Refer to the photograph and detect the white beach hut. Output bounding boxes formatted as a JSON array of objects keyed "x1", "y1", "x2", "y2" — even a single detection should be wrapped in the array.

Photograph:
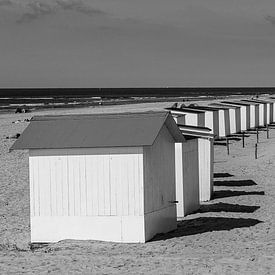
[
  {"x1": 185, "y1": 106, "x2": 219, "y2": 138},
  {"x1": 11, "y1": 111, "x2": 185, "y2": 243},
  {"x1": 178, "y1": 125, "x2": 214, "y2": 205},
  {"x1": 193, "y1": 106, "x2": 231, "y2": 138},
  {"x1": 235, "y1": 101, "x2": 260, "y2": 129},
  {"x1": 209, "y1": 103, "x2": 241, "y2": 134},
  {"x1": 242, "y1": 99, "x2": 267, "y2": 127},
  {"x1": 221, "y1": 101, "x2": 250, "y2": 131},
  {"x1": 166, "y1": 107, "x2": 205, "y2": 128}
]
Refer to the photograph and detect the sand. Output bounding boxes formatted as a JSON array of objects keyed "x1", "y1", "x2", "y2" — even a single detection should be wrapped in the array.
[{"x1": 0, "y1": 102, "x2": 275, "y2": 274}]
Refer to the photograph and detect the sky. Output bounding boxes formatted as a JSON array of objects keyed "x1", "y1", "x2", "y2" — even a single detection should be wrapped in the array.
[{"x1": 0, "y1": 0, "x2": 275, "y2": 88}]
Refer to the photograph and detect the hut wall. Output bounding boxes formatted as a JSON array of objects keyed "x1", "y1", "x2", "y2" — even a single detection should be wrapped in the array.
[
  {"x1": 217, "y1": 110, "x2": 226, "y2": 137},
  {"x1": 184, "y1": 113, "x2": 199, "y2": 126},
  {"x1": 258, "y1": 104, "x2": 265, "y2": 126},
  {"x1": 29, "y1": 147, "x2": 145, "y2": 243},
  {"x1": 198, "y1": 138, "x2": 213, "y2": 202},
  {"x1": 228, "y1": 109, "x2": 236, "y2": 134},
  {"x1": 204, "y1": 111, "x2": 213, "y2": 134},
  {"x1": 225, "y1": 109, "x2": 231, "y2": 136},
  {"x1": 143, "y1": 125, "x2": 177, "y2": 241},
  {"x1": 235, "y1": 108, "x2": 241, "y2": 133},
  {"x1": 175, "y1": 139, "x2": 200, "y2": 218},
  {"x1": 266, "y1": 103, "x2": 271, "y2": 124},
  {"x1": 239, "y1": 106, "x2": 247, "y2": 131}
]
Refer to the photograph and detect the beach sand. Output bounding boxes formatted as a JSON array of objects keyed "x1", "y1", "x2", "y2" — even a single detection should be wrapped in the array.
[{"x1": 0, "y1": 102, "x2": 274, "y2": 274}]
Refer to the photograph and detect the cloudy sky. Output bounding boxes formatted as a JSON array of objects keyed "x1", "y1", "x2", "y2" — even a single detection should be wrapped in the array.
[{"x1": 0, "y1": 0, "x2": 275, "y2": 88}]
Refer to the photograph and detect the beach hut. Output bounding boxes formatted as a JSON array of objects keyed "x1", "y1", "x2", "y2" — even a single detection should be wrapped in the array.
[
  {"x1": 185, "y1": 106, "x2": 219, "y2": 138},
  {"x1": 11, "y1": 111, "x2": 186, "y2": 243},
  {"x1": 191, "y1": 106, "x2": 231, "y2": 138},
  {"x1": 209, "y1": 103, "x2": 241, "y2": 134},
  {"x1": 234, "y1": 101, "x2": 260, "y2": 129},
  {"x1": 246, "y1": 99, "x2": 274, "y2": 125},
  {"x1": 221, "y1": 101, "x2": 250, "y2": 131},
  {"x1": 242, "y1": 99, "x2": 267, "y2": 127},
  {"x1": 178, "y1": 125, "x2": 214, "y2": 206},
  {"x1": 166, "y1": 107, "x2": 205, "y2": 128}
]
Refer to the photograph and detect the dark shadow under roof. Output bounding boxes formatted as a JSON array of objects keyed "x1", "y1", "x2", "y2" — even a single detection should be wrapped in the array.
[{"x1": 11, "y1": 111, "x2": 185, "y2": 150}]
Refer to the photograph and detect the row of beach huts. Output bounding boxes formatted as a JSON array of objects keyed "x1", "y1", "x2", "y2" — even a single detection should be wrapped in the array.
[{"x1": 11, "y1": 97, "x2": 275, "y2": 243}]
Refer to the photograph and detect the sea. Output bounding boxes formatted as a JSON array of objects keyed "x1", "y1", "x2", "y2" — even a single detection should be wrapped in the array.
[{"x1": 0, "y1": 87, "x2": 274, "y2": 113}]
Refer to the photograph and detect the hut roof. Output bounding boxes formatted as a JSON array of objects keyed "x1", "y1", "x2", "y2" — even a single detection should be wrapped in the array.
[
  {"x1": 208, "y1": 103, "x2": 240, "y2": 109},
  {"x1": 221, "y1": 101, "x2": 252, "y2": 107},
  {"x1": 242, "y1": 99, "x2": 273, "y2": 104},
  {"x1": 166, "y1": 107, "x2": 206, "y2": 114},
  {"x1": 11, "y1": 111, "x2": 185, "y2": 150},
  {"x1": 178, "y1": 125, "x2": 214, "y2": 139}
]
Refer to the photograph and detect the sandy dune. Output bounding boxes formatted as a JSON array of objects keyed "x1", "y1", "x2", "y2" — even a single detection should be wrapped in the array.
[{"x1": 0, "y1": 102, "x2": 274, "y2": 274}]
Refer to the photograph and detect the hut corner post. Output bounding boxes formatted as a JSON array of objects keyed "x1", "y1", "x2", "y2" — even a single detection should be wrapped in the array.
[
  {"x1": 255, "y1": 144, "x2": 258, "y2": 159},
  {"x1": 242, "y1": 132, "x2": 245, "y2": 148},
  {"x1": 256, "y1": 128, "x2": 259, "y2": 143}
]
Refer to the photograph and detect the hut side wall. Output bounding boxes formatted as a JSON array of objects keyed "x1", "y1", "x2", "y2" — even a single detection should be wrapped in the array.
[
  {"x1": 218, "y1": 110, "x2": 226, "y2": 137},
  {"x1": 175, "y1": 139, "x2": 200, "y2": 218},
  {"x1": 250, "y1": 105, "x2": 256, "y2": 128},
  {"x1": 228, "y1": 109, "x2": 236, "y2": 134},
  {"x1": 143, "y1": 125, "x2": 177, "y2": 241},
  {"x1": 198, "y1": 138, "x2": 213, "y2": 202},
  {"x1": 258, "y1": 104, "x2": 265, "y2": 126},
  {"x1": 240, "y1": 106, "x2": 247, "y2": 131},
  {"x1": 185, "y1": 113, "x2": 199, "y2": 126},
  {"x1": 204, "y1": 111, "x2": 214, "y2": 134},
  {"x1": 235, "y1": 108, "x2": 241, "y2": 133},
  {"x1": 224, "y1": 109, "x2": 231, "y2": 136},
  {"x1": 29, "y1": 147, "x2": 145, "y2": 243}
]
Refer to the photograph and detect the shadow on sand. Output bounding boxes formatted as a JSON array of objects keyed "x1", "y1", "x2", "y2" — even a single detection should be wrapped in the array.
[
  {"x1": 196, "y1": 202, "x2": 260, "y2": 213},
  {"x1": 151, "y1": 217, "x2": 262, "y2": 241},
  {"x1": 214, "y1": 173, "x2": 234, "y2": 178},
  {"x1": 214, "y1": 179, "x2": 257, "y2": 187},
  {"x1": 214, "y1": 190, "x2": 265, "y2": 199}
]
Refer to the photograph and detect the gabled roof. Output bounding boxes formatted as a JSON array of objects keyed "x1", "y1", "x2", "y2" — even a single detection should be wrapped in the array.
[{"x1": 11, "y1": 111, "x2": 185, "y2": 150}]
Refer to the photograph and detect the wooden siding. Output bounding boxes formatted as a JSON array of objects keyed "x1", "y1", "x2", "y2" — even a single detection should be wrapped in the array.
[
  {"x1": 198, "y1": 138, "x2": 213, "y2": 201},
  {"x1": 143, "y1": 125, "x2": 176, "y2": 214},
  {"x1": 29, "y1": 147, "x2": 144, "y2": 217},
  {"x1": 176, "y1": 139, "x2": 200, "y2": 217}
]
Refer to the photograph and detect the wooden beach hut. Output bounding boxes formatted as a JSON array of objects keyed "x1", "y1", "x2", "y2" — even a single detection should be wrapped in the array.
[
  {"x1": 178, "y1": 125, "x2": 214, "y2": 205},
  {"x1": 166, "y1": 107, "x2": 205, "y2": 128},
  {"x1": 242, "y1": 99, "x2": 267, "y2": 127},
  {"x1": 192, "y1": 106, "x2": 230, "y2": 138},
  {"x1": 221, "y1": 101, "x2": 250, "y2": 131},
  {"x1": 209, "y1": 103, "x2": 241, "y2": 134},
  {"x1": 234, "y1": 101, "x2": 260, "y2": 129},
  {"x1": 246, "y1": 99, "x2": 274, "y2": 125},
  {"x1": 11, "y1": 111, "x2": 186, "y2": 243},
  {"x1": 185, "y1": 106, "x2": 219, "y2": 138}
]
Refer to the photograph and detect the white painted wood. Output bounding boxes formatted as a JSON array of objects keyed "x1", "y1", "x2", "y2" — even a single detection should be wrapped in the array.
[
  {"x1": 228, "y1": 108, "x2": 236, "y2": 134},
  {"x1": 176, "y1": 139, "x2": 200, "y2": 218},
  {"x1": 31, "y1": 216, "x2": 145, "y2": 243},
  {"x1": 258, "y1": 103, "x2": 265, "y2": 126},
  {"x1": 143, "y1": 125, "x2": 177, "y2": 237},
  {"x1": 266, "y1": 103, "x2": 271, "y2": 125},
  {"x1": 198, "y1": 138, "x2": 214, "y2": 202}
]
